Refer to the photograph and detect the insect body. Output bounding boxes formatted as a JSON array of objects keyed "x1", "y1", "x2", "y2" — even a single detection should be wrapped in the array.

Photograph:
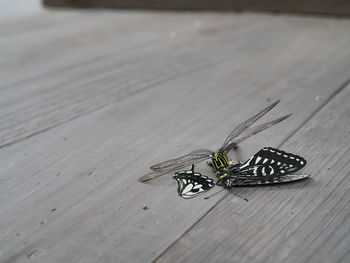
[
  {"x1": 209, "y1": 152, "x2": 232, "y2": 171},
  {"x1": 139, "y1": 100, "x2": 291, "y2": 182}
]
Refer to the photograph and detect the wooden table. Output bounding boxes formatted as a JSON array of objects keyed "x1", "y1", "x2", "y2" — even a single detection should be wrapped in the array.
[{"x1": 1, "y1": 9, "x2": 350, "y2": 263}]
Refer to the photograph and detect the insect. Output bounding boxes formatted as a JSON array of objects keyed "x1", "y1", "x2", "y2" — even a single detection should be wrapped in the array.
[
  {"x1": 215, "y1": 147, "x2": 307, "y2": 188},
  {"x1": 139, "y1": 100, "x2": 291, "y2": 182},
  {"x1": 138, "y1": 100, "x2": 308, "y2": 199},
  {"x1": 173, "y1": 164, "x2": 215, "y2": 199},
  {"x1": 172, "y1": 147, "x2": 307, "y2": 199}
]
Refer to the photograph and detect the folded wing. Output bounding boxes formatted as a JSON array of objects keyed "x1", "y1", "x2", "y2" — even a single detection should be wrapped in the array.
[{"x1": 236, "y1": 147, "x2": 307, "y2": 178}]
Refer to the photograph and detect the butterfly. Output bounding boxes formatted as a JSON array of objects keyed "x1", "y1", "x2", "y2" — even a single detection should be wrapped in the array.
[
  {"x1": 173, "y1": 165, "x2": 215, "y2": 199},
  {"x1": 174, "y1": 147, "x2": 308, "y2": 199}
]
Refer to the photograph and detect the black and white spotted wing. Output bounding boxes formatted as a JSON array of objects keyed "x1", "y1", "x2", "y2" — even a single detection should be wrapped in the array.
[
  {"x1": 173, "y1": 165, "x2": 215, "y2": 199},
  {"x1": 235, "y1": 147, "x2": 307, "y2": 179}
]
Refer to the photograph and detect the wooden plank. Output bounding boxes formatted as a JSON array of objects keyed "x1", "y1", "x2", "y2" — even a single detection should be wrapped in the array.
[
  {"x1": 0, "y1": 10, "x2": 95, "y2": 37},
  {"x1": 157, "y1": 84, "x2": 350, "y2": 263},
  {"x1": 0, "y1": 0, "x2": 41, "y2": 19},
  {"x1": 2, "y1": 13, "x2": 350, "y2": 150},
  {"x1": 0, "y1": 11, "x2": 207, "y2": 81},
  {"x1": 1, "y1": 13, "x2": 350, "y2": 263},
  {"x1": 43, "y1": 0, "x2": 350, "y2": 16},
  {"x1": 0, "y1": 12, "x2": 235, "y2": 148}
]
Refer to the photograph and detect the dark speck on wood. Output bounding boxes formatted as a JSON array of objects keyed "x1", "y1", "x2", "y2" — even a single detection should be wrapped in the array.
[{"x1": 27, "y1": 250, "x2": 41, "y2": 259}]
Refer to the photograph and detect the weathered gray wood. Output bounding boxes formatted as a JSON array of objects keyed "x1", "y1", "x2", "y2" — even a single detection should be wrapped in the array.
[
  {"x1": 0, "y1": 12, "x2": 234, "y2": 148},
  {"x1": 1, "y1": 11, "x2": 350, "y2": 263},
  {"x1": 157, "y1": 84, "x2": 350, "y2": 263},
  {"x1": 0, "y1": 0, "x2": 41, "y2": 18},
  {"x1": 43, "y1": 0, "x2": 350, "y2": 16},
  {"x1": 2, "y1": 13, "x2": 350, "y2": 150},
  {"x1": 0, "y1": 10, "x2": 213, "y2": 81}
]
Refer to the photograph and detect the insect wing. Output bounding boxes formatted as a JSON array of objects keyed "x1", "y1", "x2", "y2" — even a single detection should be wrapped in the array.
[
  {"x1": 236, "y1": 164, "x2": 280, "y2": 178},
  {"x1": 236, "y1": 147, "x2": 307, "y2": 178},
  {"x1": 150, "y1": 149, "x2": 213, "y2": 171},
  {"x1": 221, "y1": 114, "x2": 292, "y2": 152},
  {"x1": 232, "y1": 174, "x2": 309, "y2": 186},
  {"x1": 173, "y1": 170, "x2": 215, "y2": 199},
  {"x1": 138, "y1": 167, "x2": 179, "y2": 182},
  {"x1": 219, "y1": 100, "x2": 281, "y2": 153},
  {"x1": 138, "y1": 149, "x2": 213, "y2": 182}
]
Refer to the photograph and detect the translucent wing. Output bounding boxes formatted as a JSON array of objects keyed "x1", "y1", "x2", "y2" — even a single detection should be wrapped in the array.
[
  {"x1": 139, "y1": 167, "x2": 185, "y2": 182},
  {"x1": 173, "y1": 166, "x2": 215, "y2": 199},
  {"x1": 219, "y1": 100, "x2": 289, "y2": 153},
  {"x1": 221, "y1": 114, "x2": 292, "y2": 152},
  {"x1": 138, "y1": 149, "x2": 213, "y2": 182},
  {"x1": 235, "y1": 147, "x2": 307, "y2": 179},
  {"x1": 150, "y1": 149, "x2": 213, "y2": 171}
]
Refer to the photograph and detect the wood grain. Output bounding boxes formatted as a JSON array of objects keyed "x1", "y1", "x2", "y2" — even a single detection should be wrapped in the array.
[
  {"x1": 1, "y1": 11, "x2": 350, "y2": 263},
  {"x1": 0, "y1": 0, "x2": 41, "y2": 18},
  {"x1": 156, "y1": 84, "x2": 350, "y2": 263},
  {"x1": 0, "y1": 11, "x2": 234, "y2": 147},
  {"x1": 1, "y1": 13, "x2": 350, "y2": 149},
  {"x1": 43, "y1": 0, "x2": 350, "y2": 16}
]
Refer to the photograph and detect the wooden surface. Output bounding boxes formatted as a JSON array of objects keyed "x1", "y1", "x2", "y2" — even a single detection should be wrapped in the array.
[
  {"x1": 0, "y1": 0, "x2": 41, "y2": 18},
  {"x1": 0, "y1": 9, "x2": 350, "y2": 263},
  {"x1": 43, "y1": 0, "x2": 350, "y2": 16}
]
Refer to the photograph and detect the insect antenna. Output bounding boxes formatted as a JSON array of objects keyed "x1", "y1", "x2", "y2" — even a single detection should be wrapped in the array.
[
  {"x1": 230, "y1": 190, "x2": 249, "y2": 202},
  {"x1": 204, "y1": 188, "x2": 249, "y2": 202},
  {"x1": 191, "y1": 164, "x2": 195, "y2": 173}
]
